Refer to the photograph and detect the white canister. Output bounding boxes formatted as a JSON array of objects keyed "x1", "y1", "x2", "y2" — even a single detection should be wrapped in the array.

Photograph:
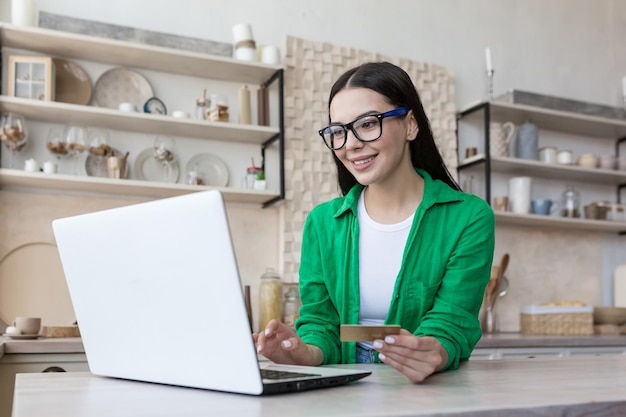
[
  {"x1": 508, "y1": 176, "x2": 532, "y2": 214},
  {"x1": 42, "y1": 161, "x2": 57, "y2": 174},
  {"x1": 261, "y1": 45, "x2": 281, "y2": 65},
  {"x1": 11, "y1": 0, "x2": 36, "y2": 27},
  {"x1": 24, "y1": 158, "x2": 38, "y2": 172},
  {"x1": 234, "y1": 46, "x2": 257, "y2": 62},
  {"x1": 556, "y1": 149, "x2": 573, "y2": 165},
  {"x1": 538, "y1": 146, "x2": 557, "y2": 164}
]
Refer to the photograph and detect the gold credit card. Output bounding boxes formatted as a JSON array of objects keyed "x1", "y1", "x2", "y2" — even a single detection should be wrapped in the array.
[{"x1": 340, "y1": 325, "x2": 401, "y2": 342}]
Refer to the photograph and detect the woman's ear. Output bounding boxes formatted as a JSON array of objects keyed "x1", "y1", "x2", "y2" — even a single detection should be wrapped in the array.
[{"x1": 406, "y1": 109, "x2": 419, "y2": 141}]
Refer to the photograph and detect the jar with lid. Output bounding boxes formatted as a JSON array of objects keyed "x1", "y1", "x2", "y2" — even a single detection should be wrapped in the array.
[
  {"x1": 194, "y1": 97, "x2": 209, "y2": 120},
  {"x1": 560, "y1": 185, "x2": 580, "y2": 218},
  {"x1": 246, "y1": 165, "x2": 262, "y2": 189},
  {"x1": 259, "y1": 268, "x2": 282, "y2": 330},
  {"x1": 282, "y1": 286, "x2": 301, "y2": 327}
]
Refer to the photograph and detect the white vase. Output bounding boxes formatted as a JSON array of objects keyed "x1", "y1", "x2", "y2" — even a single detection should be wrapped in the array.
[{"x1": 11, "y1": 0, "x2": 36, "y2": 27}]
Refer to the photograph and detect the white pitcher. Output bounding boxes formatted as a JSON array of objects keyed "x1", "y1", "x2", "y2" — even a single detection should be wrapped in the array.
[{"x1": 489, "y1": 122, "x2": 516, "y2": 157}]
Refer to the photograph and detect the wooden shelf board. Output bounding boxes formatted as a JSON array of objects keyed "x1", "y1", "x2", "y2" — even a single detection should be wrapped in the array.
[
  {"x1": 0, "y1": 169, "x2": 279, "y2": 205},
  {"x1": 495, "y1": 211, "x2": 626, "y2": 233},
  {"x1": 458, "y1": 154, "x2": 626, "y2": 185},
  {"x1": 0, "y1": 23, "x2": 280, "y2": 85},
  {"x1": 459, "y1": 101, "x2": 626, "y2": 139},
  {"x1": 0, "y1": 96, "x2": 279, "y2": 144}
]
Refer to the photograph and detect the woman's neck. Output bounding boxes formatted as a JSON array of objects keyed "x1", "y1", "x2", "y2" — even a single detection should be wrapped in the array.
[{"x1": 363, "y1": 169, "x2": 424, "y2": 224}]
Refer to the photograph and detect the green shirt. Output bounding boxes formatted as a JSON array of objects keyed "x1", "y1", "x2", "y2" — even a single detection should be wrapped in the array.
[{"x1": 295, "y1": 169, "x2": 495, "y2": 370}]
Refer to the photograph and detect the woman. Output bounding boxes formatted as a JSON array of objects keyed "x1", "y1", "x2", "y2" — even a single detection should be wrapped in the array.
[{"x1": 255, "y1": 61, "x2": 495, "y2": 382}]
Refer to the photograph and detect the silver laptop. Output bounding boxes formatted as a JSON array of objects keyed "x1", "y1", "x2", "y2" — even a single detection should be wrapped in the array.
[{"x1": 52, "y1": 190, "x2": 370, "y2": 395}]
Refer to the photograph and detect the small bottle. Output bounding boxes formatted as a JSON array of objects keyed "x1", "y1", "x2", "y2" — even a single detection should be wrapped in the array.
[
  {"x1": 194, "y1": 97, "x2": 208, "y2": 120},
  {"x1": 282, "y1": 287, "x2": 301, "y2": 327},
  {"x1": 259, "y1": 268, "x2": 282, "y2": 330}
]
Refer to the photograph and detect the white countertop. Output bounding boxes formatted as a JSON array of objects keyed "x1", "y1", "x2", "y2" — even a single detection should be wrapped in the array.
[{"x1": 11, "y1": 355, "x2": 626, "y2": 417}]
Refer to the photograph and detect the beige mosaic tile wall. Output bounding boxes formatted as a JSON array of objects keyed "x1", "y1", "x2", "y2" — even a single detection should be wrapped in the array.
[{"x1": 281, "y1": 36, "x2": 457, "y2": 282}]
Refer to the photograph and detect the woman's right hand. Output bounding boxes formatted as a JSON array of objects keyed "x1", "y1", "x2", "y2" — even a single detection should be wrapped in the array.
[{"x1": 253, "y1": 319, "x2": 323, "y2": 366}]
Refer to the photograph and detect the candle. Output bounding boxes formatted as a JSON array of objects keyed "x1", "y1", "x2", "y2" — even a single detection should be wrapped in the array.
[{"x1": 485, "y1": 47, "x2": 493, "y2": 73}]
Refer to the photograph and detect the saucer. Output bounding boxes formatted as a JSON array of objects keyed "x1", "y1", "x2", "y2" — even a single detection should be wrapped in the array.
[{"x1": 2, "y1": 333, "x2": 40, "y2": 340}]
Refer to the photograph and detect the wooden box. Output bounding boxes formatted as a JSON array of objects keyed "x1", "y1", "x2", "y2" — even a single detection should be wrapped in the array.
[
  {"x1": 520, "y1": 305, "x2": 594, "y2": 336},
  {"x1": 8, "y1": 55, "x2": 55, "y2": 101}
]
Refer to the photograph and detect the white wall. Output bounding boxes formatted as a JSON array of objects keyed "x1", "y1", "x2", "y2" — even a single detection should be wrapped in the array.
[{"x1": 2, "y1": 0, "x2": 625, "y2": 109}]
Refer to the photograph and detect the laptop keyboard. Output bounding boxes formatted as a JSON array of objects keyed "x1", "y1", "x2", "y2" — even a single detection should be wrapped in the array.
[{"x1": 261, "y1": 369, "x2": 321, "y2": 380}]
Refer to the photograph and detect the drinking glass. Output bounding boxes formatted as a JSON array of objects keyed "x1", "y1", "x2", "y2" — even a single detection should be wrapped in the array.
[
  {"x1": 63, "y1": 125, "x2": 87, "y2": 175},
  {"x1": 0, "y1": 112, "x2": 28, "y2": 168}
]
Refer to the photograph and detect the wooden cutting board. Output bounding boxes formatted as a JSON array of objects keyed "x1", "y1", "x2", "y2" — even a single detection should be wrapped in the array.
[{"x1": 615, "y1": 264, "x2": 626, "y2": 307}]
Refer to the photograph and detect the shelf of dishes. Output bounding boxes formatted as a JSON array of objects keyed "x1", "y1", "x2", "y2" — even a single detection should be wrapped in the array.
[
  {"x1": 495, "y1": 211, "x2": 626, "y2": 233},
  {"x1": 458, "y1": 101, "x2": 626, "y2": 139},
  {"x1": 0, "y1": 23, "x2": 281, "y2": 85},
  {"x1": 0, "y1": 96, "x2": 279, "y2": 145},
  {"x1": 458, "y1": 154, "x2": 626, "y2": 185},
  {"x1": 0, "y1": 168, "x2": 279, "y2": 204}
]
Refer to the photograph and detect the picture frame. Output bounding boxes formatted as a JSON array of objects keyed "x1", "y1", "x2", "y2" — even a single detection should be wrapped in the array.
[{"x1": 8, "y1": 55, "x2": 55, "y2": 101}]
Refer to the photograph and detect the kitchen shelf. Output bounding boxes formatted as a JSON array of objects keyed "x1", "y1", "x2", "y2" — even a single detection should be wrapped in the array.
[
  {"x1": 495, "y1": 211, "x2": 626, "y2": 233},
  {"x1": 459, "y1": 154, "x2": 626, "y2": 185},
  {"x1": 0, "y1": 96, "x2": 279, "y2": 144},
  {"x1": 0, "y1": 23, "x2": 285, "y2": 206},
  {"x1": 459, "y1": 101, "x2": 626, "y2": 139},
  {"x1": 0, "y1": 168, "x2": 279, "y2": 204},
  {"x1": 0, "y1": 23, "x2": 280, "y2": 85}
]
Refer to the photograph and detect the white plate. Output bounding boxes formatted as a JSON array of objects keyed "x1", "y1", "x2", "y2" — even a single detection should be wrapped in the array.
[
  {"x1": 134, "y1": 148, "x2": 179, "y2": 183},
  {"x1": 85, "y1": 147, "x2": 130, "y2": 178},
  {"x1": 94, "y1": 68, "x2": 154, "y2": 110},
  {"x1": 185, "y1": 153, "x2": 229, "y2": 187}
]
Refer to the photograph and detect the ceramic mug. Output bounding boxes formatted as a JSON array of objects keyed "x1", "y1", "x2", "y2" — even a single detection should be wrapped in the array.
[
  {"x1": 508, "y1": 176, "x2": 532, "y2": 214},
  {"x1": 557, "y1": 150, "x2": 573, "y2": 165},
  {"x1": 531, "y1": 199, "x2": 559, "y2": 216},
  {"x1": 489, "y1": 122, "x2": 516, "y2": 157},
  {"x1": 14, "y1": 317, "x2": 41, "y2": 335}
]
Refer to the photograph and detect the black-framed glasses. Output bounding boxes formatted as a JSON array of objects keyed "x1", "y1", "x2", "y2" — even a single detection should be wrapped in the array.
[{"x1": 318, "y1": 107, "x2": 409, "y2": 150}]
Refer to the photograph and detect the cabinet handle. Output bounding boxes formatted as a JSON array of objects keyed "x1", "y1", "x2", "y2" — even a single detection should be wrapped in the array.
[{"x1": 42, "y1": 366, "x2": 66, "y2": 373}]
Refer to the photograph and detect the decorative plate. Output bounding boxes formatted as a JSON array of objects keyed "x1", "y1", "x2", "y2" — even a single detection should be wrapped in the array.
[
  {"x1": 134, "y1": 147, "x2": 179, "y2": 183},
  {"x1": 185, "y1": 153, "x2": 230, "y2": 187},
  {"x1": 53, "y1": 58, "x2": 92, "y2": 105},
  {"x1": 94, "y1": 68, "x2": 154, "y2": 110}
]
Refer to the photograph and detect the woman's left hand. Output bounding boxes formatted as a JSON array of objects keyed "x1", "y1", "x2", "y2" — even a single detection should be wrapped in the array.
[{"x1": 372, "y1": 329, "x2": 448, "y2": 383}]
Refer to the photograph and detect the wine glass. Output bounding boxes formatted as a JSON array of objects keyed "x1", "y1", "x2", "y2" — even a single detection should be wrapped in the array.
[
  {"x1": 153, "y1": 136, "x2": 177, "y2": 181},
  {"x1": 87, "y1": 128, "x2": 112, "y2": 176},
  {"x1": 63, "y1": 125, "x2": 87, "y2": 175},
  {"x1": 46, "y1": 127, "x2": 66, "y2": 160},
  {"x1": 0, "y1": 112, "x2": 28, "y2": 168}
]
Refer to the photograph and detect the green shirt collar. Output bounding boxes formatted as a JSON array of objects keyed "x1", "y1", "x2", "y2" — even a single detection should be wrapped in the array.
[{"x1": 333, "y1": 168, "x2": 463, "y2": 218}]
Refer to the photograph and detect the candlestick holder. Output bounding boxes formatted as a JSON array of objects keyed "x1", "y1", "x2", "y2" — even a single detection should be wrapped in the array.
[{"x1": 486, "y1": 69, "x2": 495, "y2": 100}]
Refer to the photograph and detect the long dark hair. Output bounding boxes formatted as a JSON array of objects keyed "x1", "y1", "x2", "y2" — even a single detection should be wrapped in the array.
[{"x1": 327, "y1": 62, "x2": 460, "y2": 195}]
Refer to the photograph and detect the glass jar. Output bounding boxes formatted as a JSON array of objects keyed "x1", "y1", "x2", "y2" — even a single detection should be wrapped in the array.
[
  {"x1": 560, "y1": 186, "x2": 580, "y2": 218},
  {"x1": 246, "y1": 166, "x2": 262, "y2": 189},
  {"x1": 282, "y1": 287, "x2": 301, "y2": 327},
  {"x1": 259, "y1": 268, "x2": 282, "y2": 331},
  {"x1": 194, "y1": 97, "x2": 209, "y2": 120}
]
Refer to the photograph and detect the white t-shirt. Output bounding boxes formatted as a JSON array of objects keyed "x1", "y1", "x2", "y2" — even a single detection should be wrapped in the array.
[{"x1": 357, "y1": 191, "x2": 414, "y2": 345}]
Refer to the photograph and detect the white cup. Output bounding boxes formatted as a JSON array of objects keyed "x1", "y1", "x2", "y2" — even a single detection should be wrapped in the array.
[
  {"x1": 556, "y1": 149, "x2": 573, "y2": 165},
  {"x1": 42, "y1": 161, "x2": 57, "y2": 174},
  {"x1": 261, "y1": 45, "x2": 281, "y2": 65},
  {"x1": 11, "y1": 0, "x2": 36, "y2": 27},
  {"x1": 539, "y1": 146, "x2": 557, "y2": 164},
  {"x1": 508, "y1": 176, "x2": 532, "y2": 214},
  {"x1": 118, "y1": 102, "x2": 138, "y2": 112},
  {"x1": 24, "y1": 158, "x2": 39, "y2": 172},
  {"x1": 172, "y1": 110, "x2": 190, "y2": 119},
  {"x1": 235, "y1": 47, "x2": 257, "y2": 62}
]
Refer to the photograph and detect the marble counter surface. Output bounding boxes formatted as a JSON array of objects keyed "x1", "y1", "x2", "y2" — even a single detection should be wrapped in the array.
[{"x1": 11, "y1": 356, "x2": 626, "y2": 417}]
